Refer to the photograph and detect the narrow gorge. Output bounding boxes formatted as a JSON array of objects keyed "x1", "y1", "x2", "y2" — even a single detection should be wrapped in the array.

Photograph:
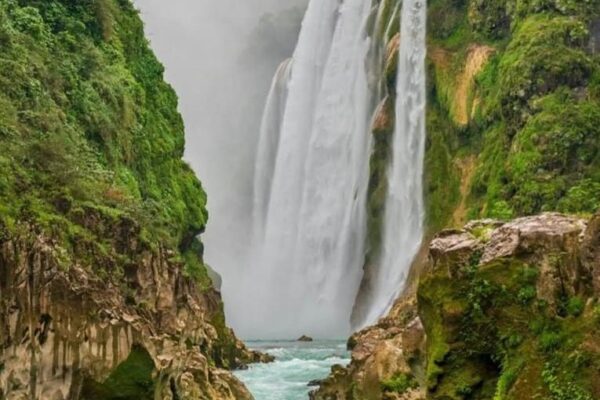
[{"x1": 1, "y1": 0, "x2": 600, "y2": 399}]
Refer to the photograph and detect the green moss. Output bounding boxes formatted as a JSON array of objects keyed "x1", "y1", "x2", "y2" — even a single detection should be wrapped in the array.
[
  {"x1": 81, "y1": 345, "x2": 155, "y2": 400},
  {"x1": 506, "y1": 89, "x2": 600, "y2": 214},
  {"x1": 419, "y1": 249, "x2": 600, "y2": 400},
  {"x1": 424, "y1": 104, "x2": 461, "y2": 233},
  {"x1": 0, "y1": 0, "x2": 212, "y2": 285},
  {"x1": 0, "y1": 0, "x2": 208, "y2": 242},
  {"x1": 428, "y1": 0, "x2": 489, "y2": 51},
  {"x1": 542, "y1": 362, "x2": 594, "y2": 400},
  {"x1": 423, "y1": 1, "x2": 600, "y2": 224},
  {"x1": 566, "y1": 297, "x2": 585, "y2": 317},
  {"x1": 469, "y1": 12, "x2": 600, "y2": 217}
]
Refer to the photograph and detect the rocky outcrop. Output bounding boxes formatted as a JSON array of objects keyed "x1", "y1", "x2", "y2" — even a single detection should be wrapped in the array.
[
  {"x1": 419, "y1": 213, "x2": 600, "y2": 400},
  {"x1": 0, "y1": 218, "x2": 263, "y2": 400},
  {"x1": 315, "y1": 213, "x2": 600, "y2": 400},
  {"x1": 312, "y1": 296, "x2": 426, "y2": 400}
]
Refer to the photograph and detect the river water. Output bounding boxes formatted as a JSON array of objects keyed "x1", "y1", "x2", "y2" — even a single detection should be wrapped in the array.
[{"x1": 236, "y1": 340, "x2": 350, "y2": 400}]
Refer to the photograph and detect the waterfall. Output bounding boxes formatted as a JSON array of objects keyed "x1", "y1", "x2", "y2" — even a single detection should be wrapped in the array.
[
  {"x1": 241, "y1": 0, "x2": 374, "y2": 339},
  {"x1": 252, "y1": 58, "x2": 293, "y2": 239},
  {"x1": 361, "y1": 0, "x2": 427, "y2": 325}
]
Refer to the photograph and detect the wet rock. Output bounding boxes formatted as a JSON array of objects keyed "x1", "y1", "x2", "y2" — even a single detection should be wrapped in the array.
[
  {"x1": 298, "y1": 335, "x2": 314, "y2": 342},
  {"x1": 314, "y1": 213, "x2": 597, "y2": 400},
  {"x1": 312, "y1": 297, "x2": 426, "y2": 400},
  {"x1": 372, "y1": 96, "x2": 395, "y2": 137}
]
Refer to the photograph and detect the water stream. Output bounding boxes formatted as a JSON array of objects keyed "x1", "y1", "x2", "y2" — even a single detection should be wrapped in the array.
[{"x1": 236, "y1": 341, "x2": 349, "y2": 400}]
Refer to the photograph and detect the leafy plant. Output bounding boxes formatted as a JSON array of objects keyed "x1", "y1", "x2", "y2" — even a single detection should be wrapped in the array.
[{"x1": 381, "y1": 373, "x2": 418, "y2": 394}]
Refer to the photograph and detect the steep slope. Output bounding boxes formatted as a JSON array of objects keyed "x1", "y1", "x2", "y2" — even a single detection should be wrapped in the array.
[
  {"x1": 315, "y1": 213, "x2": 600, "y2": 400},
  {"x1": 0, "y1": 1, "x2": 266, "y2": 399},
  {"x1": 316, "y1": 0, "x2": 600, "y2": 398},
  {"x1": 425, "y1": 0, "x2": 600, "y2": 229}
]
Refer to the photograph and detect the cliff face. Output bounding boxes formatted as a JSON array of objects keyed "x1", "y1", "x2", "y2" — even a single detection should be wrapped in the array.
[
  {"x1": 0, "y1": 1, "x2": 263, "y2": 399},
  {"x1": 0, "y1": 219, "x2": 258, "y2": 400},
  {"x1": 318, "y1": 0, "x2": 600, "y2": 398},
  {"x1": 424, "y1": 0, "x2": 600, "y2": 230},
  {"x1": 314, "y1": 213, "x2": 600, "y2": 400}
]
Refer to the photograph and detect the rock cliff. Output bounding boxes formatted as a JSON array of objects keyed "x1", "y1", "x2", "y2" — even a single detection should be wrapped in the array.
[
  {"x1": 0, "y1": 219, "x2": 263, "y2": 400},
  {"x1": 0, "y1": 1, "x2": 267, "y2": 398},
  {"x1": 314, "y1": 213, "x2": 600, "y2": 400}
]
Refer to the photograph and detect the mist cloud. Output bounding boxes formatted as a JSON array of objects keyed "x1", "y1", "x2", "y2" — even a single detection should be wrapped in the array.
[{"x1": 134, "y1": 0, "x2": 307, "y2": 330}]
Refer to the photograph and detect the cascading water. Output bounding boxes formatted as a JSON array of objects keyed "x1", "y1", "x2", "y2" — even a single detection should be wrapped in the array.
[
  {"x1": 252, "y1": 58, "x2": 293, "y2": 239},
  {"x1": 360, "y1": 0, "x2": 427, "y2": 325},
  {"x1": 239, "y1": 0, "x2": 375, "y2": 339}
]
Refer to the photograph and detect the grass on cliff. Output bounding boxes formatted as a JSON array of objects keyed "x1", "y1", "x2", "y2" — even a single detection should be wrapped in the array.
[
  {"x1": 422, "y1": 0, "x2": 600, "y2": 230},
  {"x1": 419, "y1": 254, "x2": 600, "y2": 400},
  {"x1": 0, "y1": 0, "x2": 210, "y2": 279}
]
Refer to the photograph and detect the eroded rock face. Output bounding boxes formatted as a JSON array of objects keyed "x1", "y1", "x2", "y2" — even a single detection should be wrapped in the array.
[
  {"x1": 315, "y1": 213, "x2": 600, "y2": 400},
  {"x1": 312, "y1": 297, "x2": 426, "y2": 400},
  {"x1": 0, "y1": 222, "x2": 260, "y2": 400},
  {"x1": 479, "y1": 213, "x2": 586, "y2": 265},
  {"x1": 420, "y1": 213, "x2": 600, "y2": 399}
]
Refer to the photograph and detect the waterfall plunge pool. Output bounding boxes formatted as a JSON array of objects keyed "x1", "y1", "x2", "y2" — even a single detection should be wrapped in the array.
[{"x1": 235, "y1": 340, "x2": 350, "y2": 400}]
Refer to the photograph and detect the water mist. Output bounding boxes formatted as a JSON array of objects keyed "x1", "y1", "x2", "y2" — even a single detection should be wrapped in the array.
[{"x1": 237, "y1": 0, "x2": 375, "y2": 339}]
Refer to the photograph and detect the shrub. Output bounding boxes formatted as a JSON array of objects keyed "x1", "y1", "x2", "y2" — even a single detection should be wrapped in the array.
[
  {"x1": 566, "y1": 297, "x2": 585, "y2": 317},
  {"x1": 539, "y1": 331, "x2": 562, "y2": 353},
  {"x1": 381, "y1": 373, "x2": 418, "y2": 393}
]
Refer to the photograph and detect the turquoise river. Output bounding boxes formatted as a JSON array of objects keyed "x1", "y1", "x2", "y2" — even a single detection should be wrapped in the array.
[{"x1": 235, "y1": 340, "x2": 350, "y2": 400}]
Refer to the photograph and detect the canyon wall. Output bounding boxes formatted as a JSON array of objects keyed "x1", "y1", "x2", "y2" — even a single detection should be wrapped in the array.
[{"x1": 0, "y1": 1, "x2": 265, "y2": 398}]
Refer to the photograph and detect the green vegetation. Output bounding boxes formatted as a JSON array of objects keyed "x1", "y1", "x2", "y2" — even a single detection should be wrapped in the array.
[
  {"x1": 421, "y1": 0, "x2": 600, "y2": 229},
  {"x1": 418, "y1": 254, "x2": 599, "y2": 400},
  {"x1": 0, "y1": 0, "x2": 207, "y2": 255},
  {"x1": 81, "y1": 345, "x2": 156, "y2": 400},
  {"x1": 381, "y1": 372, "x2": 418, "y2": 394},
  {"x1": 0, "y1": 0, "x2": 240, "y2": 393}
]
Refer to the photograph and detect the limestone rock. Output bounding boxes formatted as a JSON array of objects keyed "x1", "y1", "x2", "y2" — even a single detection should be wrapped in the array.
[
  {"x1": 312, "y1": 297, "x2": 425, "y2": 400},
  {"x1": 0, "y1": 222, "x2": 260, "y2": 400},
  {"x1": 480, "y1": 213, "x2": 586, "y2": 265},
  {"x1": 314, "y1": 213, "x2": 600, "y2": 400},
  {"x1": 418, "y1": 213, "x2": 600, "y2": 399}
]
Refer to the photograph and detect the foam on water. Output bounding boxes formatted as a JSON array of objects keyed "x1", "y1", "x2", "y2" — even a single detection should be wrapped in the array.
[{"x1": 236, "y1": 341, "x2": 350, "y2": 400}]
